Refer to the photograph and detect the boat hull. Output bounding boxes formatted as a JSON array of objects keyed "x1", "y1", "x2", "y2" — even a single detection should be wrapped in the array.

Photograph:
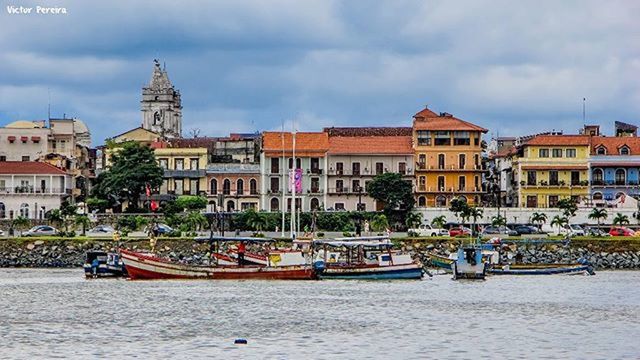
[
  {"x1": 427, "y1": 253, "x2": 453, "y2": 271},
  {"x1": 120, "y1": 249, "x2": 315, "y2": 280},
  {"x1": 489, "y1": 264, "x2": 593, "y2": 276},
  {"x1": 318, "y1": 264, "x2": 423, "y2": 280}
]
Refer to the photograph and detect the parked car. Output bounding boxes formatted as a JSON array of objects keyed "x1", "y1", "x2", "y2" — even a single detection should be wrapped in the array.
[
  {"x1": 408, "y1": 224, "x2": 449, "y2": 237},
  {"x1": 144, "y1": 223, "x2": 174, "y2": 235},
  {"x1": 584, "y1": 226, "x2": 611, "y2": 237},
  {"x1": 512, "y1": 225, "x2": 541, "y2": 235},
  {"x1": 482, "y1": 226, "x2": 518, "y2": 237},
  {"x1": 88, "y1": 225, "x2": 115, "y2": 235},
  {"x1": 566, "y1": 224, "x2": 586, "y2": 236},
  {"x1": 609, "y1": 227, "x2": 635, "y2": 237},
  {"x1": 449, "y1": 226, "x2": 472, "y2": 237},
  {"x1": 22, "y1": 225, "x2": 58, "y2": 237}
]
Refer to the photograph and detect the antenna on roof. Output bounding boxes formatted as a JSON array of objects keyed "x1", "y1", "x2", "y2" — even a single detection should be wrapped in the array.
[
  {"x1": 47, "y1": 88, "x2": 51, "y2": 121},
  {"x1": 582, "y1": 97, "x2": 586, "y2": 124}
]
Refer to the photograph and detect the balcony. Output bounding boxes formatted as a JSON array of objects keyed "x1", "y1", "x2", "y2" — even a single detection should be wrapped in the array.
[
  {"x1": 328, "y1": 168, "x2": 413, "y2": 176},
  {"x1": 591, "y1": 180, "x2": 640, "y2": 188},
  {"x1": 415, "y1": 164, "x2": 485, "y2": 172},
  {"x1": 0, "y1": 187, "x2": 71, "y2": 195},
  {"x1": 414, "y1": 186, "x2": 483, "y2": 193},
  {"x1": 207, "y1": 163, "x2": 260, "y2": 174},
  {"x1": 163, "y1": 169, "x2": 206, "y2": 178},
  {"x1": 520, "y1": 180, "x2": 590, "y2": 188},
  {"x1": 209, "y1": 189, "x2": 260, "y2": 197}
]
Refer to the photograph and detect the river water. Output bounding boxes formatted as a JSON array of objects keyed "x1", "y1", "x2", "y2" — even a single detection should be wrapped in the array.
[{"x1": 0, "y1": 270, "x2": 638, "y2": 359}]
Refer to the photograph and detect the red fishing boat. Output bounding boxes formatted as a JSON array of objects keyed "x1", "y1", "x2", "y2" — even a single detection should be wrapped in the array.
[{"x1": 120, "y1": 236, "x2": 315, "y2": 280}]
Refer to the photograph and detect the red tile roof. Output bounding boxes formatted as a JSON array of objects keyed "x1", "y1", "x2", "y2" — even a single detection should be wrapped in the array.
[
  {"x1": 524, "y1": 135, "x2": 591, "y2": 146},
  {"x1": 262, "y1": 132, "x2": 329, "y2": 157},
  {"x1": 591, "y1": 136, "x2": 640, "y2": 155},
  {"x1": 328, "y1": 136, "x2": 413, "y2": 155},
  {"x1": 413, "y1": 107, "x2": 488, "y2": 132},
  {"x1": 0, "y1": 161, "x2": 67, "y2": 175},
  {"x1": 521, "y1": 165, "x2": 588, "y2": 170},
  {"x1": 323, "y1": 127, "x2": 412, "y2": 137}
]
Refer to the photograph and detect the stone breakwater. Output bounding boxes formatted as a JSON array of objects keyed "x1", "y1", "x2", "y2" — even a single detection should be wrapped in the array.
[{"x1": 1, "y1": 238, "x2": 640, "y2": 269}]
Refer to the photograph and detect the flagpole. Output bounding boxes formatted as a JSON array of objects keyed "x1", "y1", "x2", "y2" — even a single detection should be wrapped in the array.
[
  {"x1": 281, "y1": 121, "x2": 285, "y2": 237},
  {"x1": 291, "y1": 126, "x2": 297, "y2": 240}
]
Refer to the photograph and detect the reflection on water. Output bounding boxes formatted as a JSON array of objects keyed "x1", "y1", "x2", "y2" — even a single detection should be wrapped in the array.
[{"x1": 0, "y1": 269, "x2": 639, "y2": 359}]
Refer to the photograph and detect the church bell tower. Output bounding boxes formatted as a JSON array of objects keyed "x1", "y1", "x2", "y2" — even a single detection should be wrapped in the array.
[{"x1": 141, "y1": 59, "x2": 182, "y2": 138}]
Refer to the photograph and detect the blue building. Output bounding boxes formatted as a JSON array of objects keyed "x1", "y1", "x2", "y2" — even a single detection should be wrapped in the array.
[{"x1": 590, "y1": 136, "x2": 640, "y2": 204}]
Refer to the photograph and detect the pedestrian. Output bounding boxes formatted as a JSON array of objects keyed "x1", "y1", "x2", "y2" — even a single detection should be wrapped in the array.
[
  {"x1": 355, "y1": 222, "x2": 362, "y2": 237},
  {"x1": 237, "y1": 241, "x2": 246, "y2": 267},
  {"x1": 364, "y1": 220, "x2": 370, "y2": 235}
]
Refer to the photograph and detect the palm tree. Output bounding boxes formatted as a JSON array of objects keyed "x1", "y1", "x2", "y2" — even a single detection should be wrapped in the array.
[
  {"x1": 12, "y1": 216, "x2": 31, "y2": 236},
  {"x1": 405, "y1": 212, "x2": 423, "y2": 229},
  {"x1": 46, "y1": 209, "x2": 64, "y2": 230},
  {"x1": 551, "y1": 215, "x2": 568, "y2": 232},
  {"x1": 74, "y1": 215, "x2": 91, "y2": 236},
  {"x1": 371, "y1": 214, "x2": 389, "y2": 233},
  {"x1": 491, "y1": 215, "x2": 507, "y2": 227},
  {"x1": 612, "y1": 213, "x2": 630, "y2": 226},
  {"x1": 247, "y1": 212, "x2": 269, "y2": 233},
  {"x1": 588, "y1": 208, "x2": 608, "y2": 228},
  {"x1": 184, "y1": 211, "x2": 208, "y2": 231},
  {"x1": 467, "y1": 207, "x2": 484, "y2": 235},
  {"x1": 530, "y1": 212, "x2": 548, "y2": 230},
  {"x1": 431, "y1": 215, "x2": 447, "y2": 229}
]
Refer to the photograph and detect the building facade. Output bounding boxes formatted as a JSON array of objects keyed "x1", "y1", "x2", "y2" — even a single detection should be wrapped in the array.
[
  {"x1": 589, "y1": 136, "x2": 640, "y2": 204},
  {"x1": 260, "y1": 132, "x2": 329, "y2": 212},
  {"x1": 141, "y1": 60, "x2": 182, "y2": 138},
  {"x1": 152, "y1": 142, "x2": 208, "y2": 200},
  {"x1": 513, "y1": 135, "x2": 590, "y2": 208},
  {"x1": 324, "y1": 127, "x2": 414, "y2": 211},
  {"x1": 0, "y1": 162, "x2": 72, "y2": 219},
  {"x1": 412, "y1": 107, "x2": 487, "y2": 207}
]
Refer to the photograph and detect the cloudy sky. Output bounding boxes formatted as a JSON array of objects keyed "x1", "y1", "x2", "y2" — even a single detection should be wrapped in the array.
[{"x1": 1, "y1": 0, "x2": 639, "y2": 145}]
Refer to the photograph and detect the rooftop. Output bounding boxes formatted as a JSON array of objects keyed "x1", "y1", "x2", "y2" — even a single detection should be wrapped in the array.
[
  {"x1": 524, "y1": 134, "x2": 591, "y2": 146},
  {"x1": 323, "y1": 127, "x2": 412, "y2": 137},
  {"x1": 0, "y1": 161, "x2": 67, "y2": 175},
  {"x1": 328, "y1": 136, "x2": 413, "y2": 155},
  {"x1": 262, "y1": 132, "x2": 329, "y2": 157},
  {"x1": 591, "y1": 136, "x2": 640, "y2": 155},
  {"x1": 412, "y1": 107, "x2": 488, "y2": 132}
]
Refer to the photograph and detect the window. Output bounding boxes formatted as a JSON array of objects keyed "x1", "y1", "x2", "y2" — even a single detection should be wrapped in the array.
[
  {"x1": 158, "y1": 158, "x2": 168, "y2": 169},
  {"x1": 436, "y1": 195, "x2": 447, "y2": 207},
  {"x1": 223, "y1": 179, "x2": 231, "y2": 195},
  {"x1": 270, "y1": 198, "x2": 279, "y2": 211},
  {"x1": 310, "y1": 158, "x2": 320, "y2": 173},
  {"x1": 352, "y1": 180, "x2": 361, "y2": 192},
  {"x1": 453, "y1": 131, "x2": 470, "y2": 146},
  {"x1": 417, "y1": 130, "x2": 431, "y2": 146},
  {"x1": 270, "y1": 178, "x2": 279, "y2": 192},
  {"x1": 458, "y1": 176, "x2": 466, "y2": 191},
  {"x1": 19, "y1": 203, "x2": 29, "y2": 218},
  {"x1": 527, "y1": 171, "x2": 537, "y2": 186},
  {"x1": 296, "y1": 158, "x2": 301, "y2": 169},
  {"x1": 210, "y1": 179, "x2": 218, "y2": 194},
  {"x1": 615, "y1": 169, "x2": 626, "y2": 185},
  {"x1": 336, "y1": 180, "x2": 344, "y2": 193},
  {"x1": 592, "y1": 169, "x2": 603, "y2": 184},
  {"x1": 310, "y1": 198, "x2": 320, "y2": 210},
  {"x1": 620, "y1": 146, "x2": 630, "y2": 155},
  {"x1": 549, "y1": 171, "x2": 559, "y2": 186},
  {"x1": 271, "y1": 158, "x2": 279, "y2": 174},
  {"x1": 190, "y1": 179, "x2": 199, "y2": 195},
  {"x1": 376, "y1": 162, "x2": 384, "y2": 175},
  {"x1": 336, "y1": 162, "x2": 344, "y2": 175},
  {"x1": 458, "y1": 154, "x2": 466, "y2": 169},
  {"x1": 174, "y1": 179, "x2": 184, "y2": 195},
  {"x1": 60, "y1": 140, "x2": 66, "y2": 151},
  {"x1": 548, "y1": 195, "x2": 559, "y2": 207},
  {"x1": 539, "y1": 149, "x2": 549, "y2": 158},
  {"x1": 0, "y1": 202, "x2": 4, "y2": 218},
  {"x1": 398, "y1": 162, "x2": 406, "y2": 175},
  {"x1": 311, "y1": 178, "x2": 320, "y2": 193},
  {"x1": 418, "y1": 196, "x2": 426, "y2": 207},
  {"x1": 352, "y1": 162, "x2": 360, "y2": 176},
  {"x1": 596, "y1": 146, "x2": 606, "y2": 155},
  {"x1": 236, "y1": 179, "x2": 244, "y2": 195},
  {"x1": 357, "y1": 203, "x2": 366, "y2": 211},
  {"x1": 437, "y1": 176, "x2": 445, "y2": 191},
  {"x1": 241, "y1": 203, "x2": 255, "y2": 211},
  {"x1": 335, "y1": 203, "x2": 345, "y2": 211},
  {"x1": 226, "y1": 200, "x2": 235, "y2": 212},
  {"x1": 434, "y1": 131, "x2": 450, "y2": 146},
  {"x1": 526, "y1": 195, "x2": 537, "y2": 208},
  {"x1": 21, "y1": 156, "x2": 29, "y2": 162},
  {"x1": 419, "y1": 176, "x2": 426, "y2": 190},
  {"x1": 190, "y1": 159, "x2": 199, "y2": 170},
  {"x1": 566, "y1": 149, "x2": 576, "y2": 158},
  {"x1": 593, "y1": 192, "x2": 603, "y2": 200},
  {"x1": 552, "y1": 149, "x2": 562, "y2": 158},
  {"x1": 438, "y1": 154, "x2": 445, "y2": 169},
  {"x1": 175, "y1": 158, "x2": 184, "y2": 170},
  {"x1": 475, "y1": 175, "x2": 479, "y2": 190},
  {"x1": 571, "y1": 171, "x2": 580, "y2": 185},
  {"x1": 474, "y1": 154, "x2": 480, "y2": 168},
  {"x1": 249, "y1": 179, "x2": 258, "y2": 194},
  {"x1": 417, "y1": 155, "x2": 426, "y2": 169},
  {"x1": 0, "y1": 156, "x2": 6, "y2": 161}
]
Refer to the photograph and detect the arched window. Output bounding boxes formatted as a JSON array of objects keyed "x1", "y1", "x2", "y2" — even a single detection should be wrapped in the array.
[
  {"x1": 223, "y1": 179, "x2": 231, "y2": 195},
  {"x1": 458, "y1": 195, "x2": 468, "y2": 203},
  {"x1": 620, "y1": 146, "x2": 630, "y2": 155},
  {"x1": 615, "y1": 169, "x2": 626, "y2": 185},
  {"x1": 236, "y1": 179, "x2": 244, "y2": 195},
  {"x1": 436, "y1": 195, "x2": 447, "y2": 207},
  {"x1": 19, "y1": 203, "x2": 29, "y2": 218},
  {"x1": 249, "y1": 179, "x2": 257, "y2": 195},
  {"x1": 226, "y1": 200, "x2": 235, "y2": 212},
  {"x1": 0, "y1": 202, "x2": 5, "y2": 219},
  {"x1": 592, "y1": 168, "x2": 603, "y2": 184},
  {"x1": 210, "y1": 179, "x2": 218, "y2": 194},
  {"x1": 458, "y1": 154, "x2": 466, "y2": 169},
  {"x1": 270, "y1": 198, "x2": 279, "y2": 212},
  {"x1": 310, "y1": 198, "x2": 320, "y2": 210},
  {"x1": 596, "y1": 146, "x2": 606, "y2": 155},
  {"x1": 593, "y1": 192, "x2": 603, "y2": 200},
  {"x1": 418, "y1": 196, "x2": 426, "y2": 207}
]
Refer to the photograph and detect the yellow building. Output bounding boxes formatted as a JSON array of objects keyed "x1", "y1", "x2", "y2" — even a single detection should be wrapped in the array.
[
  {"x1": 99, "y1": 127, "x2": 161, "y2": 169},
  {"x1": 152, "y1": 142, "x2": 208, "y2": 197},
  {"x1": 514, "y1": 135, "x2": 590, "y2": 208},
  {"x1": 412, "y1": 107, "x2": 488, "y2": 207}
]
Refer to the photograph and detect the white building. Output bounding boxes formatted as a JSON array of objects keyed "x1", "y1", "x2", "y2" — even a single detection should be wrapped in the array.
[
  {"x1": 141, "y1": 60, "x2": 182, "y2": 138},
  {"x1": 0, "y1": 161, "x2": 72, "y2": 219}
]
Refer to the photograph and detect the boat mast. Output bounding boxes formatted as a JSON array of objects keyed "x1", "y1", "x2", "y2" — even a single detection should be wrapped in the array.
[
  {"x1": 281, "y1": 122, "x2": 285, "y2": 237},
  {"x1": 291, "y1": 126, "x2": 297, "y2": 240}
]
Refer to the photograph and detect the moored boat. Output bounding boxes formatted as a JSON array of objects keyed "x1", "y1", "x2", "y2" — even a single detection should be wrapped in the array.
[
  {"x1": 489, "y1": 259, "x2": 595, "y2": 276},
  {"x1": 451, "y1": 245, "x2": 487, "y2": 280},
  {"x1": 312, "y1": 236, "x2": 423, "y2": 280},
  {"x1": 84, "y1": 251, "x2": 127, "y2": 278}
]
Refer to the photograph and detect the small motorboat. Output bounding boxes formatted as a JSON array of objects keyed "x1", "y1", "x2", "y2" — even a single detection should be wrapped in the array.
[
  {"x1": 451, "y1": 245, "x2": 487, "y2": 280},
  {"x1": 312, "y1": 236, "x2": 423, "y2": 280},
  {"x1": 489, "y1": 259, "x2": 595, "y2": 276},
  {"x1": 84, "y1": 251, "x2": 127, "y2": 278}
]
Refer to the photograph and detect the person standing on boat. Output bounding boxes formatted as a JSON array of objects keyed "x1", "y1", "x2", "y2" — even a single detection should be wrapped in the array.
[{"x1": 237, "y1": 241, "x2": 246, "y2": 266}]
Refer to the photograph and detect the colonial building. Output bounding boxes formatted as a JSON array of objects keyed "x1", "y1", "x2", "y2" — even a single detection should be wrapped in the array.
[
  {"x1": 590, "y1": 136, "x2": 640, "y2": 204},
  {"x1": 141, "y1": 60, "x2": 182, "y2": 138},
  {"x1": 260, "y1": 132, "x2": 329, "y2": 212},
  {"x1": 412, "y1": 107, "x2": 488, "y2": 207},
  {"x1": 324, "y1": 127, "x2": 414, "y2": 211},
  {"x1": 513, "y1": 135, "x2": 590, "y2": 208},
  {"x1": 0, "y1": 162, "x2": 72, "y2": 219},
  {"x1": 151, "y1": 140, "x2": 208, "y2": 200}
]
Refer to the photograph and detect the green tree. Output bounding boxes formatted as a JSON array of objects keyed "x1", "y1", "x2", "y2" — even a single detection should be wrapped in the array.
[
  {"x1": 367, "y1": 172, "x2": 415, "y2": 215},
  {"x1": 431, "y1": 215, "x2": 447, "y2": 229},
  {"x1": 588, "y1": 208, "x2": 608, "y2": 227},
  {"x1": 449, "y1": 198, "x2": 469, "y2": 223},
  {"x1": 12, "y1": 216, "x2": 31, "y2": 236},
  {"x1": 556, "y1": 198, "x2": 578, "y2": 218},
  {"x1": 245, "y1": 209, "x2": 269, "y2": 233},
  {"x1": 92, "y1": 142, "x2": 163, "y2": 211},
  {"x1": 612, "y1": 213, "x2": 630, "y2": 225},
  {"x1": 74, "y1": 215, "x2": 91, "y2": 236},
  {"x1": 467, "y1": 207, "x2": 484, "y2": 235},
  {"x1": 46, "y1": 209, "x2": 64, "y2": 229},
  {"x1": 86, "y1": 197, "x2": 109, "y2": 213},
  {"x1": 530, "y1": 212, "x2": 548, "y2": 230},
  {"x1": 370, "y1": 214, "x2": 389, "y2": 233},
  {"x1": 551, "y1": 215, "x2": 568, "y2": 232},
  {"x1": 405, "y1": 212, "x2": 423, "y2": 229},
  {"x1": 491, "y1": 215, "x2": 507, "y2": 227},
  {"x1": 176, "y1": 195, "x2": 207, "y2": 211},
  {"x1": 183, "y1": 211, "x2": 208, "y2": 231}
]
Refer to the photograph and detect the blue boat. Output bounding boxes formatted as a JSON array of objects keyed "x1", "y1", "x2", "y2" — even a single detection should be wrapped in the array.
[
  {"x1": 451, "y1": 245, "x2": 487, "y2": 280},
  {"x1": 312, "y1": 236, "x2": 423, "y2": 280},
  {"x1": 84, "y1": 251, "x2": 127, "y2": 278}
]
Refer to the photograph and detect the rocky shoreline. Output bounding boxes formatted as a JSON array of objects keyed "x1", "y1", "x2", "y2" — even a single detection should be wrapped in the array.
[{"x1": 1, "y1": 238, "x2": 640, "y2": 269}]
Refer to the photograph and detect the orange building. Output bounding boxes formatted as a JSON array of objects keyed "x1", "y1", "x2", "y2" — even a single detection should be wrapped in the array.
[{"x1": 412, "y1": 107, "x2": 488, "y2": 207}]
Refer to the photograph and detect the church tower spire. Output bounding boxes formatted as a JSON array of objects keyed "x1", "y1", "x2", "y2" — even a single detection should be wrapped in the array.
[{"x1": 141, "y1": 59, "x2": 182, "y2": 138}]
